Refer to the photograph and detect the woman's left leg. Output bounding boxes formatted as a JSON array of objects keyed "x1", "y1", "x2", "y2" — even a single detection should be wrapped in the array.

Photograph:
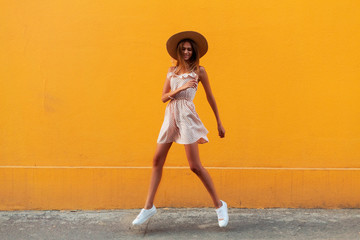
[{"x1": 184, "y1": 142, "x2": 222, "y2": 208}]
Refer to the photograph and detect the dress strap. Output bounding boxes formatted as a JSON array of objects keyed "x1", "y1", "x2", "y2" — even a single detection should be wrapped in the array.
[
  {"x1": 167, "y1": 71, "x2": 174, "y2": 79},
  {"x1": 167, "y1": 67, "x2": 177, "y2": 79}
]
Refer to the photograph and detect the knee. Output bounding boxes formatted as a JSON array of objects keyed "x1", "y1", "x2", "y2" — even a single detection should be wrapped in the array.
[
  {"x1": 190, "y1": 165, "x2": 204, "y2": 175},
  {"x1": 152, "y1": 155, "x2": 164, "y2": 168}
]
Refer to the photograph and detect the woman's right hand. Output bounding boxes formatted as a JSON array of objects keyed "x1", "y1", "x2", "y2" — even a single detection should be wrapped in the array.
[{"x1": 180, "y1": 80, "x2": 198, "y2": 91}]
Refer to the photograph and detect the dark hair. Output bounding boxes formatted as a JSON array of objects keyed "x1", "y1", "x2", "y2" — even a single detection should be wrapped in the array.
[{"x1": 175, "y1": 39, "x2": 200, "y2": 75}]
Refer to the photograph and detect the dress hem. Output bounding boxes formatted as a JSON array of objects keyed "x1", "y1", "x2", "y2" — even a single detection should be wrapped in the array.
[{"x1": 157, "y1": 135, "x2": 209, "y2": 145}]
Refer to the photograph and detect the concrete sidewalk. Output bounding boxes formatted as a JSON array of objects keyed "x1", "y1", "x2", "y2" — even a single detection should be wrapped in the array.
[{"x1": 0, "y1": 208, "x2": 360, "y2": 240}]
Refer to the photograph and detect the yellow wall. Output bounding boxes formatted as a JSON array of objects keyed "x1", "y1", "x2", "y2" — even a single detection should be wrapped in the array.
[{"x1": 1, "y1": 0, "x2": 360, "y2": 210}]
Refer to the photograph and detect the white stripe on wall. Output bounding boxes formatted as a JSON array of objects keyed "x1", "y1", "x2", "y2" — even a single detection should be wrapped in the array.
[{"x1": 0, "y1": 166, "x2": 360, "y2": 171}]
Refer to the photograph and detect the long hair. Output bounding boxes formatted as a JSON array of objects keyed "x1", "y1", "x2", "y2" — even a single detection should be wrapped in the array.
[{"x1": 174, "y1": 39, "x2": 200, "y2": 75}]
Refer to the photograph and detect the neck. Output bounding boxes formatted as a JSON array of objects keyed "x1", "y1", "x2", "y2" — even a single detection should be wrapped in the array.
[{"x1": 176, "y1": 64, "x2": 191, "y2": 74}]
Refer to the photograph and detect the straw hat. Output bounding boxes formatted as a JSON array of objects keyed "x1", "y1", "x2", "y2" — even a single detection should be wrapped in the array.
[{"x1": 166, "y1": 31, "x2": 208, "y2": 60}]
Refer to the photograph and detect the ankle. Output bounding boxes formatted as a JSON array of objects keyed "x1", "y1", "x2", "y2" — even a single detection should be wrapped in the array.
[
  {"x1": 215, "y1": 200, "x2": 222, "y2": 209},
  {"x1": 144, "y1": 203, "x2": 153, "y2": 209}
]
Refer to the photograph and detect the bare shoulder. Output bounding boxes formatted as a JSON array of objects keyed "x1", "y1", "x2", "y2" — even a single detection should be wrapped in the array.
[
  {"x1": 168, "y1": 66, "x2": 176, "y2": 72},
  {"x1": 166, "y1": 66, "x2": 176, "y2": 79},
  {"x1": 198, "y1": 66, "x2": 208, "y2": 81}
]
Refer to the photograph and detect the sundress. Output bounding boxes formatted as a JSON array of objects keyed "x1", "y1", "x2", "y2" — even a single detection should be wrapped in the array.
[{"x1": 157, "y1": 69, "x2": 209, "y2": 144}]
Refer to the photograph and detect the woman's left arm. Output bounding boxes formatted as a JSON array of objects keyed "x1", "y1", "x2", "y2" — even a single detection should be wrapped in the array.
[{"x1": 199, "y1": 66, "x2": 225, "y2": 138}]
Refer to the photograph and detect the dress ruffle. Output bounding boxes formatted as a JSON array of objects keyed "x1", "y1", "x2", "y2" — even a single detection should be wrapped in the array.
[{"x1": 167, "y1": 71, "x2": 197, "y2": 79}]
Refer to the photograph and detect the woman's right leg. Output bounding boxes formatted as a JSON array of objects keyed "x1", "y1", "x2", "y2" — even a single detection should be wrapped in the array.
[{"x1": 144, "y1": 142, "x2": 173, "y2": 209}]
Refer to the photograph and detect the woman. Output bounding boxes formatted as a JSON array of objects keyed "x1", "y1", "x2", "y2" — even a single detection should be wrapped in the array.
[{"x1": 132, "y1": 31, "x2": 228, "y2": 227}]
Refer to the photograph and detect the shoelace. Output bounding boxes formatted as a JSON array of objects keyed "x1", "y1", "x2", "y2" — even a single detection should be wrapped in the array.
[
  {"x1": 217, "y1": 207, "x2": 226, "y2": 220},
  {"x1": 136, "y1": 209, "x2": 146, "y2": 219}
]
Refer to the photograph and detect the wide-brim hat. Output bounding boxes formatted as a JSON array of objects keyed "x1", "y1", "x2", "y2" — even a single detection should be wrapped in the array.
[{"x1": 166, "y1": 31, "x2": 208, "y2": 60}]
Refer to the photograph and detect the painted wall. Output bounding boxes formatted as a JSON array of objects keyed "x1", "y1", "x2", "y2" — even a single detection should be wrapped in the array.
[{"x1": 1, "y1": 0, "x2": 360, "y2": 210}]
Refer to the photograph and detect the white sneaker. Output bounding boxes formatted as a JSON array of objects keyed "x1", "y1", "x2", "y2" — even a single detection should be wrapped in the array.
[
  {"x1": 132, "y1": 205, "x2": 157, "y2": 225},
  {"x1": 215, "y1": 200, "x2": 229, "y2": 227}
]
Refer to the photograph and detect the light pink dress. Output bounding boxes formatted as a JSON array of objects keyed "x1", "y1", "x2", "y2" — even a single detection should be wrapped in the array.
[{"x1": 157, "y1": 69, "x2": 209, "y2": 144}]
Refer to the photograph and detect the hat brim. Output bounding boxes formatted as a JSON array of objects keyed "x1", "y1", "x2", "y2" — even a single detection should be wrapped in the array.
[{"x1": 166, "y1": 31, "x2": 208, "y2": 60}]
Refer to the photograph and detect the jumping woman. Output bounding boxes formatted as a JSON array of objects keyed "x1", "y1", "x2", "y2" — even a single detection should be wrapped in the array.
[{"x1": 132, "y1": 31, "x2": 228, "y2": 227}]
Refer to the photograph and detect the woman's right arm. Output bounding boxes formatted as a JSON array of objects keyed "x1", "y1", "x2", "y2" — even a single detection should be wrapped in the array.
[
  {"x1": 161, "y1": 68, "x2": 198, "y2": 103},
  {"x1": 161, "y1": 77, "x2": 182, "y2": 103}
]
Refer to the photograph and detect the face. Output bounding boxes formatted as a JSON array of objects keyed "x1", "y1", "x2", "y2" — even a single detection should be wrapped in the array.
[{"x1": 181, "y1": 41, "x2": 193, "y2": 61}]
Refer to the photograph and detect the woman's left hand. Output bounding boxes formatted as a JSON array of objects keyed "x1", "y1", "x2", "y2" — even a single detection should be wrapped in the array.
[{"x1": 218, "y1": 123, "x2": 225, "y2": 138}]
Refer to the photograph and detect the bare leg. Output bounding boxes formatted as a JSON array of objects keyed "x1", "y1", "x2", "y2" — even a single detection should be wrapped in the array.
[
  {"x1": 144, "y1": 142, "x2": 173, "y2": 209},
  {"x1": 184, "y1": 143, "x2": 222, "y2": 208}
]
